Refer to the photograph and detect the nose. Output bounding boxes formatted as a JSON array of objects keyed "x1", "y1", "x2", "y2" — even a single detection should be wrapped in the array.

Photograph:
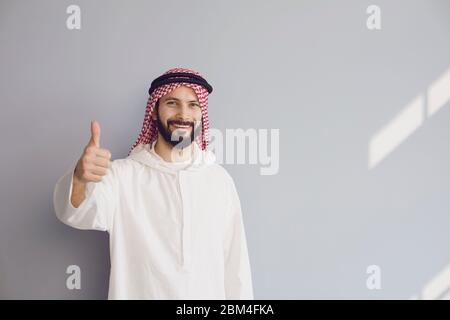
[{"x1": 177, "y1": 103, "x2": 194, "y2": 120}]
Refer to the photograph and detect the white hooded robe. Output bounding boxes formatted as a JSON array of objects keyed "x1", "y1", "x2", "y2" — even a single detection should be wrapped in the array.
[{"x1": 53, "y1": 140, "x2": 254, "y2": 300}]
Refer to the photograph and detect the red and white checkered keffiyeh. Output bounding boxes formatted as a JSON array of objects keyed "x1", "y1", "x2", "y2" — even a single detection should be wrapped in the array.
[{"x1": 128, "y1": 68, "x2": 211, "y2": 155}]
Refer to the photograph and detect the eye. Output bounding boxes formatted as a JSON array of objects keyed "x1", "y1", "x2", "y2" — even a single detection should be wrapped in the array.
[{"x1": 190, "y1": 103, "x2": 200, "y2": 108}]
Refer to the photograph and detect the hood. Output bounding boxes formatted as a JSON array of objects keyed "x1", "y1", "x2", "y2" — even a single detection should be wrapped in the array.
[{"x1": 126, "y1": 140, "x2": 216, "y2": 175}]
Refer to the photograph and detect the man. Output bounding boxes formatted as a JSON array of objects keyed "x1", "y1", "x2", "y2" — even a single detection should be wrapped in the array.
[{"x1": 53, "y1": 67, "x2": 254, "y2": 300}]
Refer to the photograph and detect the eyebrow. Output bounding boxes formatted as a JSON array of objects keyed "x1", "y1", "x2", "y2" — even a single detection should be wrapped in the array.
[{"x1": 163, "y1": 97, "x2": 199, "y2": 103}]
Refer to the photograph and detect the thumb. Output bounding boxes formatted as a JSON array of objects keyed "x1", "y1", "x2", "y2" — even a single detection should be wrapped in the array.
[{"x1": 89, "y1": 120, "x2": 101, "y2": 148}]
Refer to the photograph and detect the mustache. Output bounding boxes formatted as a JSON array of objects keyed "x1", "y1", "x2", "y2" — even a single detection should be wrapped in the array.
[{"x1": 168, "y1": 119, "x2": 195, "y2": 127}]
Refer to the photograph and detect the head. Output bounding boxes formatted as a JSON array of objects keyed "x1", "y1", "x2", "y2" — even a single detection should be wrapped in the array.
[
  {"x1": 128, "y1": 67, "x2": 213, "y2": 156},
  {"x1": 152, "y1": 86, "x2": 203, "y2": 149}
]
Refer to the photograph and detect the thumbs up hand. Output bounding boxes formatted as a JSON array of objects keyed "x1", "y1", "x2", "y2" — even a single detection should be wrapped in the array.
[{"x1": 74, "y1": 120, "x2": 112, "y2": 184}]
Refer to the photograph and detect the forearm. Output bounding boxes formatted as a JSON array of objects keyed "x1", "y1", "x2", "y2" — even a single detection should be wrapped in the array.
[{"x1": 71, "y1": 168, "x2": 87, "y2": 208}]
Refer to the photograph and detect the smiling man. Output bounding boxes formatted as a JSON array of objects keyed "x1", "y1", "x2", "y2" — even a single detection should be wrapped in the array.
[
  {"x1": 153, "y1": 86, "x2": 203, "y2": 160},
  {"x1": 53, "y1": 67, "x2": 254, "y2": 300}
]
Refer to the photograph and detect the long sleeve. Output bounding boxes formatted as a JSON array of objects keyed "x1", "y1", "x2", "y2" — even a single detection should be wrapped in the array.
[
  {"x1": 223, "y1": 177, "x2": 254, "y2": 299},
  {"x1": 53, "y1": 160, "x2": 118, "y2": 232}
]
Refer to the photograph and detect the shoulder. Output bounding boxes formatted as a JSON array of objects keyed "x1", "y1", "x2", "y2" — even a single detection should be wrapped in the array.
[
  {"x1": 205, "y1": 163, "x2": 237, "y2": 189},
  {"x1": 110, "y1": 158, "x2": 134, "y2": 167},
  {"x1": 108, "y1": 158, "x2": 143, "y2": 177},
  {"x1": 110, "y1": 158, "x2": 131, "y2": 171}
]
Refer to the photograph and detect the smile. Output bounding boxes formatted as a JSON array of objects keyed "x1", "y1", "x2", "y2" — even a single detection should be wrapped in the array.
[{"x1": 171, "y1": 124, "x2": 191, "y2": 129}]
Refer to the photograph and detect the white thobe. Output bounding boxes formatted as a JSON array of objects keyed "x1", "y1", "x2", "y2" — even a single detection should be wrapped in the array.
[{"x1": 53, "y1": 140, "x2": 254, "y2": 299}]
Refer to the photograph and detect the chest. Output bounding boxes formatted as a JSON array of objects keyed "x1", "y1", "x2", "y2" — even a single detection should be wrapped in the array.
[{"x1": 118, "y1": 168, "x2": 229, "y2": 234}]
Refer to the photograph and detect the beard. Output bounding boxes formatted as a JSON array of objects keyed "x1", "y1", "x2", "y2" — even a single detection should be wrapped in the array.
[{"x1": 156, "y1": 112, "x2": 202, "y2": 149}]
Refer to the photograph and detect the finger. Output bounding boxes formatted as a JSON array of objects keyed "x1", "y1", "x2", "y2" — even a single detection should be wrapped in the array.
[
  {"x1": 94, "y1": 148, "x2": 111, "y2": 159},
  {"x1": 89, "y1": 120, "x2": 101, "y2": 148},
  {"x1": 85, "y1": 172, "x2": 103, "y2": 182},
  {"x1": 90, "y1": 166, "x2": 108, "y2": 176},
  {"x1": 93, "y1": 158, "x2": 111, "y2": 169}
]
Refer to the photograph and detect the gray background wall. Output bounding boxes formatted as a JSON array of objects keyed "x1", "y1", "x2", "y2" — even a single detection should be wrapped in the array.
[{"x1": 1, "y1": 0, "x2": 449, "y2": 299}]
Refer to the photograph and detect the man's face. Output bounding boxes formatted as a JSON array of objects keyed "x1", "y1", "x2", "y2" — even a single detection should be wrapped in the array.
[{"x1": 152, "y1": 86, "x2": 203, "y2": 149}]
